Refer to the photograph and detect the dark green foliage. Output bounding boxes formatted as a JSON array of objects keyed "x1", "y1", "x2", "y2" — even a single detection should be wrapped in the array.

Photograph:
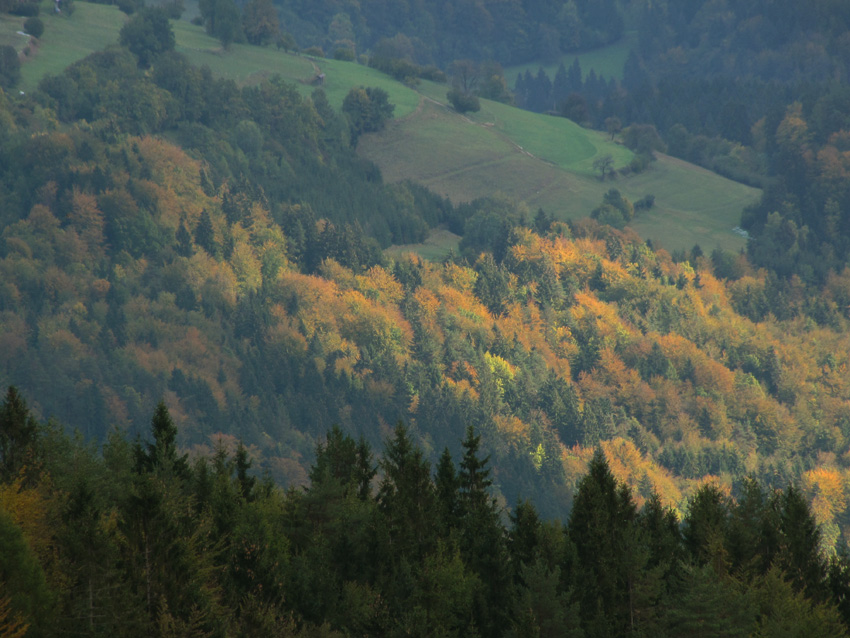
[
  {"x1": 1, "y1": 387, "x2": 848, "y2": 638},
  {"x1": 0, "y1": 45, "x2": 20, "y2": 89},
  {"x1": 193, "y1": 209, "x2": 217, "y2": 256},
  {"x1": 175, "y1": 217, "x2": 193, "y2": 257},
  {"x1": 342, "y1": 86, "x2": 395, "y2": 142},
  {"x1": 682, "y1": 483, "x2": 730, "y2": 568},
  {"x1": 132, "y1": 400, "x2": 189, "y2": 476},
  {"x1": 9, "y1": 1, "x2": 39, "y2": 16},
  {"x1": 241, "y1": 0, "x2": 278, "y2": 45},
  {"x1": 119, "y1": 8, "x2": 176, "y2": 68},
  {"x1": 447, "y1": 88, "x2": 481, "y2": 113},
  {"x1": 310, "y1": 425, "x2": 375, "y2": 501},
  {"x1": 665, "y1": 565, "x2": 754, "y2": 637},
  {"x1": 0, "y1": 386, "x2": 39, "y2": 482},
  {"x1": 0, "y1": 508, "x2": 52, "y2": 633},
  {"x1": 23, "y1": 16, "x2": 44, "y2": 38},
  {"x1": 199, "y1": 0, "x2": 243, "y2": 48},
  {"x1": 568, "y1": 450, "x2": 641, "y2": 636}
]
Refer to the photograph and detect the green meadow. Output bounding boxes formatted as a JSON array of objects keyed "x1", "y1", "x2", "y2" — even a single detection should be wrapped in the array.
[
  {"x1": 0, "y1": 12, "x2": 28, "y2": 52},
  {"x1": 10, "y1": 5, "x2": 759, "y2": 254},
  {"x1": 504, "y1": 30, "x2": 638, "y2": 85},
  {"x1": 17, "y1": 2, "x2": 125, "y2": 91}
]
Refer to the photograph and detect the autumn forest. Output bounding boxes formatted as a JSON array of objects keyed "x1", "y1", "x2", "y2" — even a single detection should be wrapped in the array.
[{"x1": 5, "y1": 0, "x2": 850, "y2": 635}]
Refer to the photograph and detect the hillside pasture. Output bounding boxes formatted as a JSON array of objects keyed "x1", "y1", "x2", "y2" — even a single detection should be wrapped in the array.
[
  {"x1": 18, "y1": 2, "x2": 125, "y2": 91},
  {"x1": 0, "y1": 13, "x2": 28, "y2": 52},
  {"x1": 358, "y1": 100, "x2": 758, "y2": 253},
  {"x1": 12, "y1": 7, "x2": 758, "y2": 252},
  {"x1": 504, "y1": 30, "x2": 638, "y2": 86}
]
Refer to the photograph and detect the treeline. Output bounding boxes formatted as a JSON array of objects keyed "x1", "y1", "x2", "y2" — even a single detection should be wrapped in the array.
[
  {"x1": 3, "y1": 386, "x2": 850, "y2": 637},
  {"x1": 274, "y1": 0, "x2": 623, "y2": 67}
]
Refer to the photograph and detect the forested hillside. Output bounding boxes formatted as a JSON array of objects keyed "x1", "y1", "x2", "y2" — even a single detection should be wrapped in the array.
[
  {"x1": 506, "y1": 0, "x2": 850, "y2": 283},
  {"x1": 6, "y1": 4, "x2": 850, "y2": 635},
  {"x1": 3, "y1": 20, "x2": 850, "y2": 539},
  {"x1": 3, "y1": 390, "x2": 850, "y2": 636}
]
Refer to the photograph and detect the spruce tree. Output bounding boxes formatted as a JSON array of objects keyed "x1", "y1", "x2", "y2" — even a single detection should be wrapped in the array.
[
  {"x1": 458, "y1": 425, "x2": 511, "y2": 638},
  {"x1": 0, "y1": 387, "x2": 39, "y2": 482},
  {"x1": 175, "y1": 217, "x2": 193, "y2": 257},
  {"x1": 568, "y1": 450, "x2": 642, "y2": 637},
  {"x1": 434, "y1": 447, "x2": 460, "y2": 533},
  {"x1": 193, "y1": 209, "x2": 217, "y2": 256}
]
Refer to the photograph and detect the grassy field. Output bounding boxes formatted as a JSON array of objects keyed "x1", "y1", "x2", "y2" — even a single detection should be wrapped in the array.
[
  {"x1": 386, "y1": 227, "x2": 461, "y2": 262},
  {"x1": 172, "y1": 21, "x2": 423, "y2": 115},
  {"x1": 358, "y1": 99, "x2": 757, "y2": 253},
  {"x1": 18, "y1": 2, "x2": 125, "y2": 91},
  {"x1": 10, "y1": 5, "x2": 759, "y2": 253},
  {"x1": 0, "y1": 12, "x2": 28, "y2": 52},
  {"x1": 504, "y1": 31, "x2": 638, "y2": 86}
]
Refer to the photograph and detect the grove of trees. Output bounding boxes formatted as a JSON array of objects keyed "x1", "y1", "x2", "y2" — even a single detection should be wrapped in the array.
[{"x1": 3, "y1": 389, "x2": 850, "y2": 637}]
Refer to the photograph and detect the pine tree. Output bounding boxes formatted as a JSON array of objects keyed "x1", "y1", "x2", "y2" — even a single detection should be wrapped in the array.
[
  {"x1": 682, "y1": 483, "x2": 730, "y2": 570},
  {"x1": 194, "y1": 209, "x2": 217, "y2": 256},
  {"x1": 664, "y1": 565, "x2": 753, "y2": 637},
  {"x1": 310, "y1": 425, "x2": 375, "y2": 499},
  {"x1": 133, "y1": 400, "x2": 189, "y2": 477},
  {"x1": 434, "y1": 447, "x2": 460, "y2": 533},
  {"x1": 0, "y1": 387, "x2": 39, "y2": 482},
  {"x1": 508, "y1": 499, "x2": 542, "y2": 576},
  {"x1": 234, "y1": 441, "x2": 256, "y2": 502},
  {"x1": 457, "y1": 425, "x2": 511, "y2": 638},
  {"x1": 175, "y1": 217, "x2": 193, "y2": 257},
  {"x1": 777, "y1": 485, "x2": 827, "y2": 601},
  {"x1": 378, "y1": 423, "x2": 437, "y2": 563},
  {"x1": 567, "y1": 450, "x2": 642, "y2": 637}
]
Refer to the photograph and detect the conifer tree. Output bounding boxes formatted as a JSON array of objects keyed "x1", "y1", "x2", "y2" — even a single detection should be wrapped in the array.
[
  {"x1": 0, "y1": 387, "x2": 39, "y2": 482},
  {"x1": 568, "y1": 450, "x2": 642, "y2": 637},
  {"x1": 175, "y1": 217, "x2": 193, "y2": 257},
  {"x1": 378, "y1": 423, "x2": 437, "y2": 563},
  {"x1": 457, "y1": 425, "x2": 511, "y2": 638},
  {"x1": 194, "y1": 209, "x2": 217, "y2": 256},
  {"x1": 682, "y1": 483, "x2": 730, "y2": 570}
]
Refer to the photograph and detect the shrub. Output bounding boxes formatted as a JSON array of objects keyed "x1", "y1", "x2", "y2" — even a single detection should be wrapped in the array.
[
  {"x1": 24, "y1": 17, "x2": 44, "y2": 38},
  {"x1": 10, "y1": 1, "x2": 39, "y2": 16},
  {"x1": 303, "y1": 46, "x2": 324, "y2": 58},
  {"x1": 447, "y1": 88, "x2": 480, "y2": 114},
  {"x1": 334, "y1": 47, "x2": 355, "y2": 61},
  {"x1": 634, "y1": 194, "x2": 656, "y2": 211},
  {"x1": 116, "y1": 0, "x2": 139, "y2": 14}
]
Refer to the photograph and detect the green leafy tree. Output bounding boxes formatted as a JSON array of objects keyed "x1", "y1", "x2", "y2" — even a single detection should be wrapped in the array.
[
  {"x1": 0, "y1": 46, "x2": 20, "y2": 89},
  {"x1": 241, "y1": 0, "x2": 279, "y2": 45},
  {"x1": 122, "y1": 402, "x2": 220, "y2": 632},
  {"x1": 194, "y1": 209, "x2": 217, "y2": 256},
  {"x1": 434, "y1": 447, "x2": 460, "y2": 531},
  {"x1": 310, "y1": 425, "x2": 375, "y2": 501},
  {"x1": 508, "y1": 559, "x2": 583, "y2": 638},
  {"x1": 200, "y1": 0, "x2": 243, "y2": 49},
  {"x1": 342, "y1": 87, "x2": 395, "y2": 142},
  {"x1": 119, "y1": 7, "x2": 176, "y2": 68},
  {"x1": 132, "y1": 400, "x2": 189, "y2": 477}
]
